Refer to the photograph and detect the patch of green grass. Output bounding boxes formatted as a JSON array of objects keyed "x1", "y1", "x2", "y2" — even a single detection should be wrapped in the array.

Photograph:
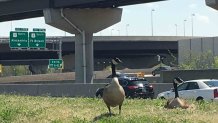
[
  {"x1": 0, "y1": 107, "x2": 19, "y2": 122},
  {"x1": 0, "y1": 94, "x2": 217, "y2": 123}
]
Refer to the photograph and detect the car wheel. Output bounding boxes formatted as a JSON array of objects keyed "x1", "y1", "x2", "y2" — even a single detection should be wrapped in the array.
[
  {"x1": 160, "y1": 97, "x2": 165, "y2": 99},
  {"x1": 96, "y1": 94, "x2": 102, "y2": 98},
  {"x1": 150, "y1": 96, "x2": 154, "y2": 100},
  {"x1": 129, "y1": 93, "x2": 137, "y2": 99},
  {"x1": 145, "y1": 95, "x2": 154, "y2": 99},
  {"x1": 150, "y1": 93, "x2": 155, "y2": 99},
  {"x1": 95, "y1": 88, "x2": 104, "y2": 98},
  {"x1": 152, "y1": 72, "x2": 155, "y2": 76},
  {"x1": 196, "y1": 97, "x2": 204, "y2": 103}
]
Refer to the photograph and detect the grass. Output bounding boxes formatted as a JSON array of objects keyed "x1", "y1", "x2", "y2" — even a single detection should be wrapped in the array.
[{"x1": 0, "y1": 95, "x2": 218, "y2": 123}]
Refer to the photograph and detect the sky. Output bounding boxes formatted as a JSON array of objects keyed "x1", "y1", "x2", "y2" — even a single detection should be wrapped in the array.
[{"x1": 0, "y1": 0, "x2": 217, "y2": 37}]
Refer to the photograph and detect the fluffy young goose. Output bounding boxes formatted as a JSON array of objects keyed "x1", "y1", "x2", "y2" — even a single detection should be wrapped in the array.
[
  {"x1": 165, "y1": 77, "x2": 189, "y2": 109},
  {"x1": 102, "y1": 58, "x2": 125, "y2": 115}
]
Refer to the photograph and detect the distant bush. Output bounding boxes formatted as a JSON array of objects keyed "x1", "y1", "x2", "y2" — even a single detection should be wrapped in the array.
[{"x1": 1, "y1": 65, "x2": 31, "y2": 77}]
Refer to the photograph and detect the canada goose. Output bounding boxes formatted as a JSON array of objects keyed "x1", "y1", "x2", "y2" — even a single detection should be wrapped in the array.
[
  {"x1": 165, "y1": 77, "x2": 189, "y2": 109},
  {"x1": 102, "y1": 58, "x2": 125, "y2": 115}
]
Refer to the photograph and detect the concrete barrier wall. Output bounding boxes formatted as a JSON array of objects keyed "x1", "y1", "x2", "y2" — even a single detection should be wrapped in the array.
[
  {"x1": 202, "y1": 37, "x2": 214, "y2": 54},
  {"x1": 152, "y1": 83, "x2": 172, "y2": 97},
  {"x1": 161, "y1": 69, "x2": 218, "y2": 83},
  {"x1": 0, "y1": 83, "x2": 106, "y2": 97},
  {"x1": 0, "y1": 82, "x2": 172, "y2": 98},
  {"x1": 178, "y1": 39, "x2": 191, "y2": 63},
  {"x1": 178, "y1": 37, "x2": 218, "y2": 64},
  {"x1": 214, "y1": 37, "x2": 218, "y2": 56},
  {"x1": 191, "y1": 38, "x2": 202, "y2": 55}
]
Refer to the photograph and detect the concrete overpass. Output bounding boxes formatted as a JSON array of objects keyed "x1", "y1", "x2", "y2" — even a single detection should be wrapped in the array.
[
  {"x1": 0, "y1": 36, "x2": 193, "y2": 71},
  {"x1": 0, "y1": 0, "x2": 166, "y2": 22},
  {"x1": 206, "y1": 0, "x2": 218, "y2": 10}
]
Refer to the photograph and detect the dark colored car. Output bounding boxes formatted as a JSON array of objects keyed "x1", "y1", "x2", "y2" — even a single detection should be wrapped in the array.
[
  {"x1": 95, "y1": 77, "x2": 154, "y2": 99},
  {"x1": 151, "y1": 66, "x2": 172, "y2": 76}
]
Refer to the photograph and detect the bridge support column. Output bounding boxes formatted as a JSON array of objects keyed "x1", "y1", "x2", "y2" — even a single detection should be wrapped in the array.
[
  {"x1": 75, "y1": 31, "x2": 94, "y2": 83},
  {"x1": 206, "y1": 0, "x2": 218, "y2": 10},
  {"x1": 43, "y1": 8, "x2": 122, "y2": 83}
]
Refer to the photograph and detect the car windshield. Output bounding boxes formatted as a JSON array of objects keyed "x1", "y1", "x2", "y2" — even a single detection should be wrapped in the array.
[{"x1": 204, "y1": 81, "x2": 218, "y2": 87}]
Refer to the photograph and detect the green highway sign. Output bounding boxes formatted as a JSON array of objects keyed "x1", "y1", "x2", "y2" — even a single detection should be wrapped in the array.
[
  {"x1": 33, "y1": 28, "x2": 46, "y2": 32},
  {"x1": 29, "y1": 32, "x2": 46, "y2": 48},
  {"x1": 15, "y1": 28, "x2": 28, "y2": 32},
  {"x1": 9, "y1": 28, "x2": 47, "y2": 49},
  {"x1": 49, "y1": 59, "x2": 63, "y2": 69},
  {"x1": 9, "y1": 31, "x2": 29, "y2": 48}
]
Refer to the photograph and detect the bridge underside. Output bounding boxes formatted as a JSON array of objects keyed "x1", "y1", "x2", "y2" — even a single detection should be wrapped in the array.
[
  {"x1": 0, "y1": 51, "x2": 58, "y2": 65},
  {"x1": 206, "y1": 0, "x2": 218, "y2": 10},
  {"x1": 0, "y1": 0, "x2": 165, "y2": 22},
  {"x1": 0, "y1": 37, "x2": 178, "y2": 65}
]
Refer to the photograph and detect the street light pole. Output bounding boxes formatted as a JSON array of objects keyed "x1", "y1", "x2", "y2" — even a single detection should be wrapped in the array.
[
  {"x1": 191, "y1": 14, "x2": 195, "y2": 37},
  {"x1": 151, "y1": 9, "x2": 155, "y2": 36},
  {"x1": 10, "y1": 21, "x2": 13, "y2": 31},
  {"x1": 183, "y1": 19, "x2": 187, "y2": 37},
  {"x1": 175, "y1": 24, "x2": 178, "y2": 36},
  {"x1": 126, "y1": 24, "x2": 129, "y2": 36}
]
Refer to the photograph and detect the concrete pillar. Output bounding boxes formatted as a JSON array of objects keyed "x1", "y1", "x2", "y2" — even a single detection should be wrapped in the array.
[
  {"x1": 85, "y1": 32, "x2": 94, "y2": 83},
  {"x1": 62, "y1": 54, "x2": 75, "y2": 72},
  {"x1": 43, "y1": 8, "x2": 122, "y2": 83},
  {"x1": 75, "y1": 32, "x2": 93, "y2": 83},
  {"x1": 206, "y1": 0, "x2": 218, "y2": 10}
]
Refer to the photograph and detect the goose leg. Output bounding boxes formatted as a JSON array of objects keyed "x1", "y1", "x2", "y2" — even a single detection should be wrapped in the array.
[
  {"x1": 119, "y1": 105, "x2": 122, "y2": 115},
  {"x1": 107, "y1": 105, "x2": 111, "y2": 116}
]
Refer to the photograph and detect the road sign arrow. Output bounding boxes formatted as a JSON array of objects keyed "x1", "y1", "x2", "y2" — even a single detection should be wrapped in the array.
[
  {"x1": 36, "y1": 43, "x2": 39, "y2": 47},
  {"x1": 17, "y1": 43, "x2": 21, "y2": 46}
]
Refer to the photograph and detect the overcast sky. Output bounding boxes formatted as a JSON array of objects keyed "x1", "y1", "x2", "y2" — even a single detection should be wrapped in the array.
[{"x1": 0, "y1": 0, "x2": 217, "y2": 37}]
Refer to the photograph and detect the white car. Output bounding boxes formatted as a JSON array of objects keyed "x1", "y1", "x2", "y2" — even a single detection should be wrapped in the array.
[{"x1": 157, "y1": 79, "x2": 218, "y2": 102}]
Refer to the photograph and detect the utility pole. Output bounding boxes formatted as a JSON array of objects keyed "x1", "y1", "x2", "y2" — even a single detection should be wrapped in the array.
[
  {"x1": 183, "y1": 19, "x2": 187, "y2": 37},
  {"x1": 175, "y1": 24, "x2": 178, "y2": 36},
  {"x1": 151, "y1": 9, "x2": 155, "y2": 36},
  {"x1": 126, "y1": 24, "x2": 129, "y2": 36},
  {"x1": 191, "y1": 14, "x2": 195, "y2": 37}
]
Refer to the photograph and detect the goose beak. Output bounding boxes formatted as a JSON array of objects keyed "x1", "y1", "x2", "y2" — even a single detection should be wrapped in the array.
[
  {"x1": 112, "y1": 57, "x2": 122, "y2": 64},
  {"x1": 115, "y1": 57, "x2": 122, "y2": 63}
]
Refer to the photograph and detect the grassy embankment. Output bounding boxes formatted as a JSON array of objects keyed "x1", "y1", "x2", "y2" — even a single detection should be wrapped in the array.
[{"x1": 0, "y1": 95, "x2": 218, "y2": 123}]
